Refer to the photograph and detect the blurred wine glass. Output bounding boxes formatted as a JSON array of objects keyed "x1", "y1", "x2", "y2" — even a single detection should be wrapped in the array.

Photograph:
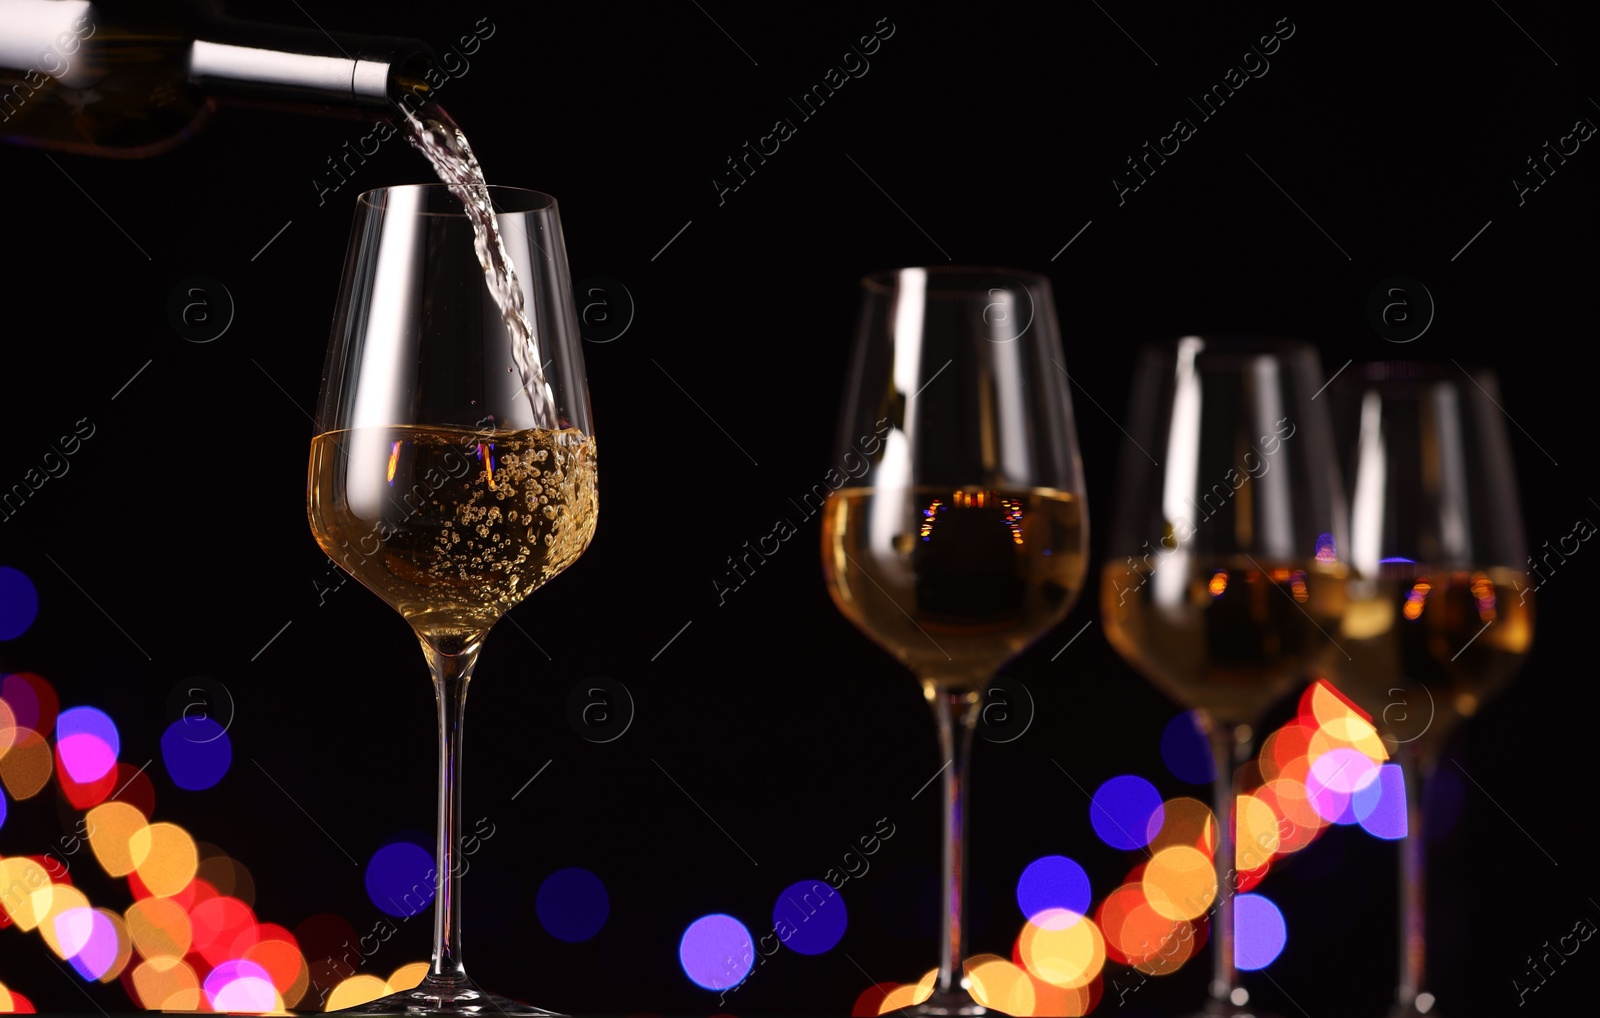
[
  {"x1": 821, "y1": 267, "x2": 1089, "y2": 1014},
  {"x1": 1101, "y1": 336, "x2": 1349, "y2": 1017},
  {"x1": 1330, "y1": 361, "x2": 1534, "y2": 1018}
]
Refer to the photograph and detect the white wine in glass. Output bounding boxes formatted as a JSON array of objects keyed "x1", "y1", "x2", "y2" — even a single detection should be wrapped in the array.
[
  {"x1": 1329, "y1": 361, "x2": 1534, "y2": 1018},
  {"x1": 821, "y1": 267, "x2": 1090, "y2": 1015},
  {"x1": 307, "y1": 183, "x2": 596, "y2": 1016},
  {"x1": 1100, "y1": 336, "x2": 1350, "y2": 1018}
]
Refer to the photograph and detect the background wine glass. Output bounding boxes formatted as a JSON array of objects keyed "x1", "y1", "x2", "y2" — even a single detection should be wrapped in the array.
[
  {"x1": 1330, "y1": 361, "x2": 1534, "y2": 1018},
  {"x1": 1100, "y1": 336, "x2": 1349, "y2": 1017},
  {"x1": 306, "y1": 183, "x2": 596, "y2": 1016},
  {"x1": 820, "y1": 267, "x2": 1089, "y2": 1015}
]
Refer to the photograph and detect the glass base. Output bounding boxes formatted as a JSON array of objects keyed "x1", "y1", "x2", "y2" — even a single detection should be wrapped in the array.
[
  {"x1": 908, "y1": 988, "x2": 987, "y2": 1016},
  {"x1": 332, "y1": 976, "x2": 566, "y2": 1017}
]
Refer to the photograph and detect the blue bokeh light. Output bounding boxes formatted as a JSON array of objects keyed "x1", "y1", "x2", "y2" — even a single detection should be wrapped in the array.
[
  {"x1": 772, "y1": 879, "x2": 847, "y2": 955},
  {"x1": 0, "y1": 567, "x2": 39, "y2": 641},
  {"x1": 536, "y1": 867, "x2": 610, "y2": 943},
  {"x1": 1160, "y1": 711, "x2": 1215, "y2": 784},
  {"x1": 679, "y1": 913, "x2": 754, "y2": 991},
  {"x1": 1235, "y1": 893, "x2": 1287, "y2": 970},
  {"x1": 366, "y1": 840, "x2": 436, "y2": 918},
  {"x1": 1015, "y1": 855, "x2": 1090, "y2": 924},
  {"x1": 160, "y1": 716, "x2": 232, "y2": 790},
  {"x1": 56, "y1": 706, "x2": 120, "y2": 783},
  {"x1": 1090, "y1": 775, "x2": 1165, "y2": 850},
  {"x1": 1355, "y1": 763, "x2": 1408, "y2": 840}
]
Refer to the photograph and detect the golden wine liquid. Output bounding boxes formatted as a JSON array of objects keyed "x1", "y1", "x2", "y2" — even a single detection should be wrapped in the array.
[
  {"x1": 308, "y1": 425, "x2": 597, "y2": 638},
  {"x1": 1332, "y1": 566, "x2": 1533, "y2": 746},
  {"x1": 821, "y1": 487, "x2": 1087, "y2": 689},
  {"x1": 1100, "y1": 557, "x2": 1350, "y2": 725}
]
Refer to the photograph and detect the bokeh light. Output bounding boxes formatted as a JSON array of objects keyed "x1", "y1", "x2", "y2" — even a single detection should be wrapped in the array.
[
  {"x1": 1235, "y1": 794, "x2": 1281, "y2": 871},
  {"x1": 1254, "y1": 772, "x2": 1324, "y2": 853},
  {"x1": 1234, "y1": 893, "x2": 1287, "y2": 970},
  {"x1": 0, "y1": 983, "x2": 35, "y2": 1013},
  {"x1": 87, "y1": 801, "x2": 151, "y2": 877},
  {"x1": 197, "y1": 847, "x2": 256, "y2": 906},
  {"x1": 0, "y1": 567, "x2": 39, "y2": 640},
  {"x1": 852, "y1": 982, "x2": 898, "y2": 1017},
  {"x1": 190, "y1": 895, "x2": 257, "y2": 966},
  {"x1": 1260, "y1": 719, "x2": 1314, "y2": 780},
  {"x1": 159, "y1": 716, "x2": 232, "y2": 791},
  {"x1": 1017, "y1": 908, "x2": 1105, "y2": 989},
  {"x1": 125, "y1": 896, "x2": 192, "y2": 958},
  {"x1": 876, "y1": 969, "x2": 936, "y2": 1012},
  {"x1": 1146, "y1": 797, "x2": 1215, "y2": 853},
  {"x1": 204, "y1": 959, "x2": 278, "y2": 1012},
  {"x1": 293, "y1": 913, "x2": 358, "y2": 972},
  {"x1": 326, "y1": 973, "x2": 389, "y2": 1011},
  {"x1": 1307, "y1": 747, "x2": 1379, "y2": 823},
  {"x1": 35, "y1": 882, "x2": 89, "y2": 957},
  {"x1": 1302, "y1": 677, "x2": 1372, "y2": 728},
  {"x1": 245, "y1": 934, "x2": 310, "y2": 1007},
  {"x1": 366, "y1": 840, "x2": 435, "y2": 918},
  {"x1": 54, "y1": 746, "x2": 118, "y2": 810},
  {"x1": 1, "y1": 673, "x2": 57, "y2": 732},
  {"x1": 386, "y1": 962, "x2": 428, "y2": 992},
  {"x1": 679, "y1": 913, "x2": 754, "y2": 991},
  {"x1": 965, "y1": 954, "x2": 1035, "y2": 1014},
  {"x1": 0, "y1": 581, "x2": 1423, "y2": 1015},
  {"x1": 55, "y1": 706, "x2": 119, "y2": 782},
  {"x1": 1016, "y1": 855, "x2": 1091, "y2": 926},
  {"x1": 1095, "y1": 884, "x2": 1147, "y2": 965},
  {"x1": 1141, "y1": 846, "x2": 1215, "y2": 921},
  {"x1": 771, "y1": 879, "x2": 846, "y2": 955},
  {"x1": 1089, "y1": 775, "x2": 1164, "y2": 850},
  {"x1": 1130, "y1": 910, "x2": 1196, "y2": 975},
  {"x1": 0, "y1": 698, "x2": 14, "y2": 756},
  {"x1": 537, "y1": 867, "x2": 611, "y2": 943},
  {"x1": 55, "y1": 906, "x2": 117, "y2": 980},
  {"x1": 0, "y1": 727, "x2": 52, "y2": 800},
  {"x1": 1355, "y1": 763, "x2": 1408, "y2": 840},
  {"x1": 131, "y1": 956, "x2": 201, "y2": 1010},
  {"x1": 0, "y1": 857, "x2": 53, "y2": 930},
  {"x1": 1309, "y1": 714, "x2": 1387, "y2": 764},
  {"x1": 130, "y1": 822, "x2": 198, "y2": 897},
  {"x1": 1160, "y1": 711, "x2": 1215, "y2": 783}
]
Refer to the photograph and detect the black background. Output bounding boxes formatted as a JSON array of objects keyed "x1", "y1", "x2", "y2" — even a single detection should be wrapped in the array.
[{"x1": 2, "y1": 1, "x2": 1597, "y2": 1015}]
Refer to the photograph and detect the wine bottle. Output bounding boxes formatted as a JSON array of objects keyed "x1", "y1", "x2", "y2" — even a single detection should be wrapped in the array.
[{"x1": 0, "y1": 0, "x2": 436, "y2": 157}]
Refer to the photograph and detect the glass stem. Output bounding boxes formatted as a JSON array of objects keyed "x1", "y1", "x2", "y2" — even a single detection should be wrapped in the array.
[
  {"x1": 1396, "y1": 747, "x2": 1433, "y2": 1012},
  {"x1": 420, "y1": 631, "x2": 484, "y2": 986},
  {"x1": 1205, "y1": 718, "x2": 1251, "y2": 1008},
  {"x1": 931, "y1": 687, "x2": 982, "y2": 1000}
]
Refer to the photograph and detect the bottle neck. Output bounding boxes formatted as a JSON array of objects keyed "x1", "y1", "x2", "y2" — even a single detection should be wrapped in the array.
[{"x1": 187, "y1": 32, "x2": 432, "y2": 110}]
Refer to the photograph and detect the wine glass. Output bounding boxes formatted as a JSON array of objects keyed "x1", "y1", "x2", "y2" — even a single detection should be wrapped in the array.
[
  {"x1": 306, "y1": 183, "x2": 596, "y2": 1015},
  {"x1": 820, "y1": 267, "x2": 1090, "y2": 1015},
  {"x1": 1329, "y1": 361, "x2": 1534, "y2": 1018},
  {"x1": 1100, "y1": 337, "x2": 1349, "y2": 1017}
]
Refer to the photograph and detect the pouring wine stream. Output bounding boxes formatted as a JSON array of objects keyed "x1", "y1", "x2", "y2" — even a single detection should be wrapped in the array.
[{"x1": 402, "y1": 105, "x2": 559, "y2": 429}]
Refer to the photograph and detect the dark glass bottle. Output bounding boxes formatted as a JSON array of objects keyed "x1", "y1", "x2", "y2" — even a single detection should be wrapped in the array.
[{"x1": 0, "y1": 0, "x2": 435, "y2": 157}]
